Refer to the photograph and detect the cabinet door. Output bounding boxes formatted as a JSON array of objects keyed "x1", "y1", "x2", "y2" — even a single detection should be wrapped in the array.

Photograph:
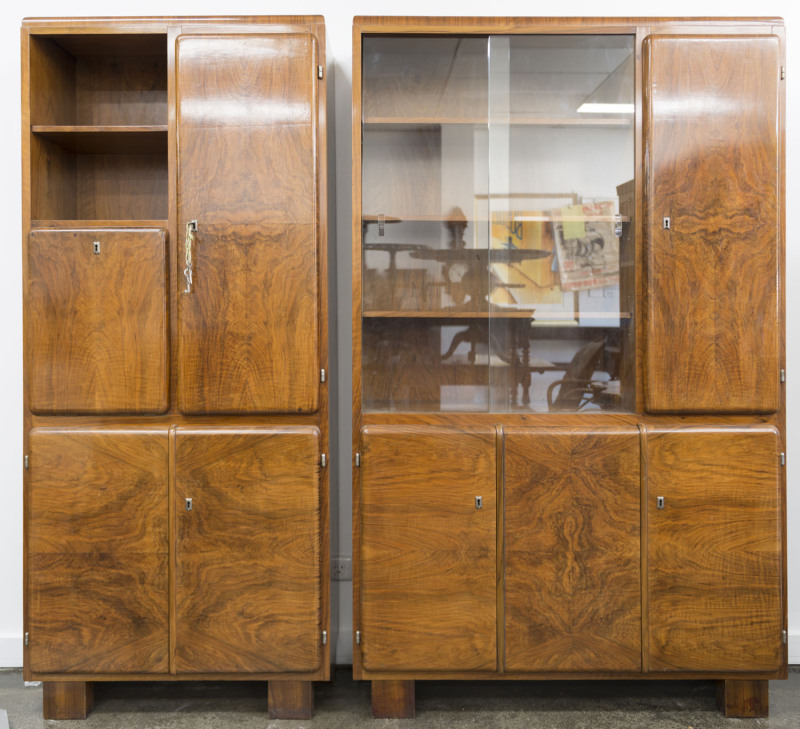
[
  {"x1": 646, "y1": 426, "x2": 783, "y2": 672},
  {"x1": 504, "y1": 427, "x2": 641, "y2": 672},
  {"x1": 27, "y1": 428, "x2": 169, "y2": 674},
  {"x1": 175, "y1": 428, "x2": 321, "y2": 673},
  {"x1": 359, "y1": 426, "x2": 496, "y2": 672},
  {"x1": 176, "y1": 33, "x2": 320, "y2": 414},
  {"x1": 643, "y1": 35, "x2": 781, "y2": 413},
  {"x1": 27, "y1": 228, "x2": 168, "y2": 414}
]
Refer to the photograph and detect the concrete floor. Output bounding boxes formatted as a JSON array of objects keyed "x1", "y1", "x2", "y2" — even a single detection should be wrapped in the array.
[{"x1": 1, "y1": 668, "x2": 799, "y2": 728}]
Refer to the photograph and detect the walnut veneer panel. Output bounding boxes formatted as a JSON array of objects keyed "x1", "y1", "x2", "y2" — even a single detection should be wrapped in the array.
[
  {"x1": 174, "y1": 428, "x2": 321, "y2": 674},
  {"x1": 27, "y1": 429, "x2": 169, "y2": 674},
  {"x1": 27, "y1": 228, "x2": 168, "y2": 414},
  {"x1": 646, "y1": 426, "x2": 783, "y2": 672},
  {"x1": 504, "y1": 427, "x2": 641, "y2": 672},
  {"x1": 360, "y1": 426, "x2": 496, "y2": 671},
  {"x1": 176, "y1": 34, "x2": 319, "y2": 414},
  {"x1": 643, "y1": 35, "x2": 780, "y2": 413}
]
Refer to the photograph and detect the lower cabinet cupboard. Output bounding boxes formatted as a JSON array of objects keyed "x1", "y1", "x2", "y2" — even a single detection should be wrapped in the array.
[
  {"x1": 356, "y1": 424, "x2": 785, "y2": 718},
  {"x1": 27, "y1": 427, "x2": 323, "y2": 714}
]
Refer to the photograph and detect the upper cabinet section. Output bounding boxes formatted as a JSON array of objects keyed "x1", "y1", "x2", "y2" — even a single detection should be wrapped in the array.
[
  {"x1": 643, "y1": 35, "x2": 781, "y2": 414},
  {"x1": 27, "y1": 33, "x2": 168, "y2": 221},
  {"x1": 360, "y1": 33, "x2": 635, "y2": 413},
  {"x1": 176, "y1": 33, "x2": 321, "y2": 414}
]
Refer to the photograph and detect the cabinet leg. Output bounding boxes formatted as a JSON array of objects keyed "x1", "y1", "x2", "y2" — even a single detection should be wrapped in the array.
[
  {"x1": 371, "y1": 679, "x2": 415, "y2": 719},
  {"x1": 715, "y1": 679, "x2": 769, "y2": 718},
  {"x1": 268, "y1": 680, "x2": 313, "y2": 719},
  {"x1": 42, "y1": 681, "x2": 94, "y2": 720}
]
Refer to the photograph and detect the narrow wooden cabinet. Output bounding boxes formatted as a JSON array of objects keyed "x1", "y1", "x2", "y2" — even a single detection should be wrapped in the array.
[
  {"x1": 22, "y1": 16, "x2": 331, "y2": 721},
  {"x1": 353, "y1": 16, "x2": 785, "y2": 720}
]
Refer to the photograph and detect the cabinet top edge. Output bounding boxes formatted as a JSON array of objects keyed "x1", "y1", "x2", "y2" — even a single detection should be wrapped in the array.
[
  {"x1": 22, "y1": 15, "x2": 325, "y2": 30},
  {"x1": 353, "y1": 16, "x2": 783, "y2": 30}
]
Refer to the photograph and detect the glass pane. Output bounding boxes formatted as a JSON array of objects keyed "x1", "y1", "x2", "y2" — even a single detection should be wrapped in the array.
[
  {"x1": 487, "y1": 34, "x2": 635, "y2": 412},
  {"x1": 362, "y1": 36, "x2": 491, "y2": 412}
]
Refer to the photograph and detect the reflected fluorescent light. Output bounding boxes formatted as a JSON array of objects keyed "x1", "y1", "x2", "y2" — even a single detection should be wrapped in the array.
[{"x1": 577, "y1": 102, "x2": 634, "y2": 114}]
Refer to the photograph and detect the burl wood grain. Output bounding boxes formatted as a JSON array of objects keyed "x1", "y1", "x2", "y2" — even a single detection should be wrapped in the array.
[
  {"x1": 28, "y1": 429, "x2": 169, "y2": 674},
  {"x1": 716, "y1": 679, "x2": 769, "y2": 718},
  {"x1": 43, "y1": 681, "x2": 94, "y2": 720},
  {"x1": 175, "y1": 428, "x2": 321, "y2": 673},
  {"x1": 646, "y1": 426, "x2": 783, "y2": 672},
  {"x1": 504, "y1": 427, "x2": 641, "y2": 672},
  {"x1": 27, "y1": 228, "x2": 168, "y2": 413},
  {"x1": 371, "y1": 679, "x2": 415, "y2": 719},
  {"x1": 643, "y1": 35, "x2": 780, "y2": 413},
  {"x1": 268, "y1": 680, "x2": 314, "y2": 719},
  {"x1": 360, "y1": 426, "x2": 496, "y2": 672},
  {"x1": 176, "y1": 34, "x2": 319, "y2": 414}
]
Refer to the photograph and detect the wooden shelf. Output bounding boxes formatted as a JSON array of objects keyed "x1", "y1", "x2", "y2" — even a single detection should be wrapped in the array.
[
  {"x1": 31, "y1": 219, "x2": 169, "y2": 228},
  {"x1": 32, "y1": 126, "x2": 168, "y2": 154},
  {"x1": 364, "y1": 310, "x2": 631, "y2": 320}
]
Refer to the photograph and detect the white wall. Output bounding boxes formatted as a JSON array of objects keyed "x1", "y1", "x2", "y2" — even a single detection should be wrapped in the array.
[{"x1": 1, "y1": 0, "x2": 797, "y2": 668}]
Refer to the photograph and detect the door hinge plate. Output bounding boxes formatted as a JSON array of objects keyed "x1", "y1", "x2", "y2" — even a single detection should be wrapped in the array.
[
  {"x1": 321, "y1": 453, "x2": 327, "y2": 468},
  {"x1": 781, "y1": 453, "x2": 786, "y2": 467},
  {"x1": 783, "y1": 629, "x2": 788, "y2": 644},
  {"x1": 322, "y1": 630, "x2": 328, "y2": 645},
  {"x1": 24, "y1": 455, "x2": 28, "y2": 469},
  {"x1": 781, "y1": 368, "x2": 786, "y2": 383},
  {"x1": 24, "y1": 632, "x2": 29, "y2": 647},
  {"x1": 355, "y1": 453, "x2": 361, "y2": 467},
  {"x1": 781, "y1": 66, "x2": 786, "y2": 80},
  {"x1": 318, "y1": 65, "x2": 323, "y2": 79},
  {"x1": 320, "y1": 368, "x2": 326, "y2": 383},
  {"x1": 355, "y1": 630, "x2": 361, "y2": 645}
]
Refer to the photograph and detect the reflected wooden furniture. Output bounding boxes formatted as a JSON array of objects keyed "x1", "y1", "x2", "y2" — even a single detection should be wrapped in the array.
[
  {"x1": 352, "y1": 16, "x2": 786, "y2": 720},
  {"x1": 22, "y1": 16, "x2": 332, "y2": 720}
]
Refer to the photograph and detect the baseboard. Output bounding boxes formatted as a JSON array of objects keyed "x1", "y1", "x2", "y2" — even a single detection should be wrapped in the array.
[{"x1": 0, "y1": 635, "x2": 22, "y2": 668}]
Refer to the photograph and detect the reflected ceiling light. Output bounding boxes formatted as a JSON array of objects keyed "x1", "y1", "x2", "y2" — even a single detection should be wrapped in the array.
[{"x1": 577, "y1": 54, "x2": 634, "y2": 114}]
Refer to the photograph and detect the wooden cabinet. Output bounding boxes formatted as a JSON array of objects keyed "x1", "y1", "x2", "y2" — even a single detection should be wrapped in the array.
[
  {"x1": 22, "y1": 16, "x2": 331, "y2": 721},
  {"x1": 353, "y1": 16, "x2": 785, "y2": 720}
]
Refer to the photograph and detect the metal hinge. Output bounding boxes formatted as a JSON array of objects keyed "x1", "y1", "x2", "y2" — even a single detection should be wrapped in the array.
[
  {"x1": 781, "y1": 369, "x2": 786, "y2": 383},
  {"x1": 781, "y1": 66, "x2": 786, "y2": 80},
  {"x1": 783, "y1": 630, "x2": 788, "y2": 644},
  {"x1": 355, "y1": 453, "x2": 361, "y2": 467},
  {"x1": 322, "y1": 630, "x2": 328, "y2": 645},
  {"x1": 24, "y1": 632, "x2": 29, "y2": 647},
  {"x1": 24, "y1": 455, "x2": 28, "y2": 470},
  {"x1": 355, "y1": 630, "x2": 361, "y2": 645},
  {"x1": 321, "y1": 454, "x2": 327, "y2": 468},
  {"x1": 780, "y1": 453, "x2": 786, "y2": 467},
  {"x1": 320, "y1": 368, "x2": 327, "y2": 383},
  {"x1": 318, "y1": 65, "x2": 323, "y2": 79}
]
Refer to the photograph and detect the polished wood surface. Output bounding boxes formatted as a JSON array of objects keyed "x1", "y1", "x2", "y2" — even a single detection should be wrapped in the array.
[
  {"x1": 174, "y1": 428, "x2": 321, "y2": 673},
  {"x1": 716, "y1": 679, "x2": 769, "y2": 718},
  {"x1": 504, "y1": 427, "x2": 641, "y2": 672},
  {"x1": 28, "y1": 228, "x2": 168, "y2": 413},
  {"x1": 28, "y1": 429, "x2": 169, "y2": 674},
  {"x1": 643, "y1": 35, "x2": 781, "y2": 413},
  {"x1": 359, "y1": 426, "x2": 496, "y2": 672},
  {"x1": 268, "y1": 680, "x2": 314, "y2": 719},
  {"x1": 646, "y1": 426, "x2": 783, "y2": 672},
  {"x1": 176, "y1": 33, "x2": 319, "y2": 414},
  {"x1": 43, "y1": 681, "x2": 94, "y2": 720},
  {"x1": 371, "y1": 679, "x2": 415, "y2": 719}
]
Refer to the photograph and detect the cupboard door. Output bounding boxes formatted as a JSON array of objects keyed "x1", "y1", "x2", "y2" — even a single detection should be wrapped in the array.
[
  {"x1": 176, "y1": 33, "x2": 320, "y2": 414},
  {"x1": 175, "y1": 428, "x2": 321, "y2": 673},
  {"x1": 643, "y1": 35, "x2": 781, "y2": 413},
  {"x1": 646, "y1": 426, "x2": 783, "y2": 672},
  {"x1": 27, "y1": 429, "x2": 169, "y2": 674},
  {"x1": 27, "y1": 228, "x2": 168, "y2": 414},
  {"x1": 504, "y1": 427, "x2": 641, "y2": 672},
  {"x1": 359, "y1": 426, "x2": 496, "y2": 672}
]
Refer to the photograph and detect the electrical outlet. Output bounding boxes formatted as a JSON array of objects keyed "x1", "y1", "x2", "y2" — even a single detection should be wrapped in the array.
[{"x1": 332, "y1": 556, "x2": 352, "y2": 581}]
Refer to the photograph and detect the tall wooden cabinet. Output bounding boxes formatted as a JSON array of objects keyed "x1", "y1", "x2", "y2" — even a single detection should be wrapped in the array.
[
  {"x1": 22, "y1": 16, "x2": 332, "y2": 720},
  {"x1": 352, "y1": 17, "x2": 786, "y2": 719}
]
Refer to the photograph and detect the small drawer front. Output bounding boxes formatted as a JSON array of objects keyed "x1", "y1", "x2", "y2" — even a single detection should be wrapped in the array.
[{"x1": 27, "y1": 227, "x2": 168, "y2": 414}]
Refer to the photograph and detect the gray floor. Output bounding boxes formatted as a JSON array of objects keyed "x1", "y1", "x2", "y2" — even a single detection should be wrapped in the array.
[{"x1": 1, "y1": 668, "x2": 799, "y2": 728}]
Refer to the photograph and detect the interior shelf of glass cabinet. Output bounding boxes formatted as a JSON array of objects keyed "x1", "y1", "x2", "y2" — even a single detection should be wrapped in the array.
[
  {"x1": 31, "y1": 126, "x2": 168, "y2": 154},
  {"x1": 362, "y1": 214, "x2": 630, "y2": 224},
  {"x1": 363, "y1": 311, "x2": 632, "y2": 319},
  {"x1": 364, "y1": 116, "x2": 631, "y2": 127}
]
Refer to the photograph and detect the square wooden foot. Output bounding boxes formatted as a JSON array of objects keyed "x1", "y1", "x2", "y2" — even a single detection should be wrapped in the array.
[
  {"x1": 372, "y1": 679, "x2": 415, "y2": 719},
  {"x1": 42, "y1": 681, "x2": 94, "y2": 720},
  {"x1": 716, "y1": 679, "x2": 769, "y2": 718},
  {"x1": 268, "y1": 680, "x2": 314, "y2": 719}
]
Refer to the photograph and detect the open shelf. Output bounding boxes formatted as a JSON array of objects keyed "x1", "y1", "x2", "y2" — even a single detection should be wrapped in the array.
[
  {"x1": 365, "y1": 116, "x2": 632, "y2": 127},
  {"x1": 32, "y1": 126, "x2": 168, "y2": 154},
  {"x1": 363, "y1": 310, "x2": 631, "y2": 319}
]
